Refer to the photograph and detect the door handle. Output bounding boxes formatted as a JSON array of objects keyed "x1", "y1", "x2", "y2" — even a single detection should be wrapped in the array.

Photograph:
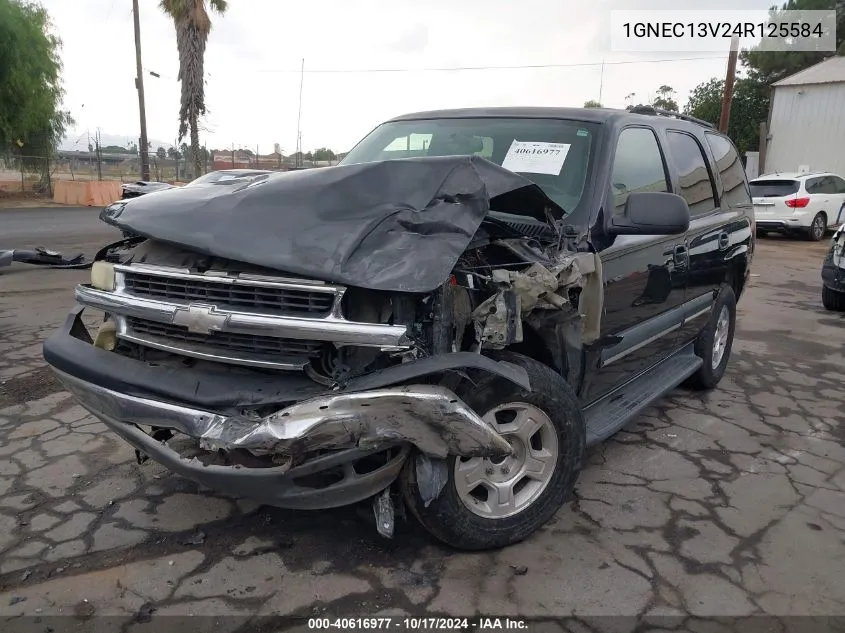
[
  {"x1": 673, "y1": 244, "x2": 688, "y2": 265},
  {"x1": 718, "y1": 232, "x2": 730, "y2": 249}
]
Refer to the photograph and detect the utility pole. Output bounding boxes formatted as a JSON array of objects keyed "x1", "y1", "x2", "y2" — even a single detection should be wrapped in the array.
[
  {"x1": 95, "y1": 129, "x2": 103, "y2": 181},
  {"x1": 133, "y1": 0, "x2": 150, "y2": 180},
  {"x1": 598, "y1": 58, "x2": 605, "y2": 105},
  {"x1": 719, "y1": 36, "x2": 740, "y2": 134},
  {"x1": 296, "y1": 58, "x2": 304, "y2": 168}
]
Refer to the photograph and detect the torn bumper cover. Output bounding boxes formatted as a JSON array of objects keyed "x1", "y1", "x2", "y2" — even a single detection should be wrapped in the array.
[
  {"x1": 0, "y1": 247, "x2": 89, "y2": 269},
  {"x1": 44, "y1": 308, "x2": 527, "y2": 509}
]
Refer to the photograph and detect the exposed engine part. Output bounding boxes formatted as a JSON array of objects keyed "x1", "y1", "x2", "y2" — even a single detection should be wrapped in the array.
[
  {"x1": 373, "y1": 487, "x2": 395, "y2": 538},
  {"x1": 304, "y1": 362, "x2": 336, "y2": 387},
  {"x1": 472, "y1": 290, "x2": 522, "y2": 349},
  {"x1": 469, "y1": 251, "x2": 603, "y2": 351}
]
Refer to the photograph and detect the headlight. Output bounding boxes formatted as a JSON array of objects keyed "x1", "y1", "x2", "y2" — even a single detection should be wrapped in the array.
[{"x1": 91, "y1": 261, "x2": 115, "y2": 291}]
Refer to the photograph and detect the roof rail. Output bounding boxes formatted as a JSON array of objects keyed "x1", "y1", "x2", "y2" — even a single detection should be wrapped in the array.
[{"x1": 626, "y1": 104, "x2": 716, "y2": 129}]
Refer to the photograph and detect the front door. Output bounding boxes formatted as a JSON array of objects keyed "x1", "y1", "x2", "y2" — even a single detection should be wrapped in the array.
[{"x1": 583, "y1": 126, "x2": 689, "y2": 404}]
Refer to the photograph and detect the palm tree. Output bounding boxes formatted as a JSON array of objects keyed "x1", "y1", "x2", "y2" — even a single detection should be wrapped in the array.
[{"x1": 159, "y1": 0, "x2": 227, "y2": 179}]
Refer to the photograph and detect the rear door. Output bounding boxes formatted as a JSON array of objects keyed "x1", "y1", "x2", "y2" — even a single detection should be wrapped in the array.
[
  {"x1": 804, "y1": 176, "x2": 831, "y2": 219},
  {"x1": 663, "y1": 129, "x2": 725, "y2": 338},
  {"x1": 583, "y1": 126, "x2": 689, "y2": 403},
  {"x1": 829, "y1": 175, "x2": 845, "y2": 228},
  {"x1": 680, "y1": 132, "x2": 753, "y2": 337},
  {"x1": 809, "y1": 176, "x2": 845, "y2": 230}
]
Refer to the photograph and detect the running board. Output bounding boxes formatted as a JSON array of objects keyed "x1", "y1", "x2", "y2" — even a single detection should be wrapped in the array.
[{"x1": 583, "y1": 344, "x2": 703, "y2": 446}]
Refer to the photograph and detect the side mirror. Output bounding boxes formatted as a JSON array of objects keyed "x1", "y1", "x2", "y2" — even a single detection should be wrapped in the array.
[{"x1": 608, "y1": 191, "x2": 690, "y2": 236}]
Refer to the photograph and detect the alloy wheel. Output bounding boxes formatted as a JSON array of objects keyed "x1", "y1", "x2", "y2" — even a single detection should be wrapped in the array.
[{"x1": 454, "y1": 403, "x2": 558, "y2": 519}]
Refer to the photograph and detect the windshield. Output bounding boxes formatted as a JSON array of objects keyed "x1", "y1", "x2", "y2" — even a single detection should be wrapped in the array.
[
  {"x1": 185, "y1": 171, "x2": 270, "y2": 187},
  {"x1": 749, "y1": 179, "x2": 799, "y2": 198},
  {"x1": 340, "y1": 117, "x2": 598, "y2": 213}
]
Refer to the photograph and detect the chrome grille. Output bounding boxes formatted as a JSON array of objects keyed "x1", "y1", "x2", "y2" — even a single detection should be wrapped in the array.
[
  {"x1": 125, "y1": 317, "x2": 324, "y2": 365},
  {"x1": 122, "y1": 270, "x2": 335, "y2": 316}
]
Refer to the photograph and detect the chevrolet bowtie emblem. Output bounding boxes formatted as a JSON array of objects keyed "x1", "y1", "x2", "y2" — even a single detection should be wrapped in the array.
[{"x1": 171, "y1": 304, "x2": 229, "y2": 334}]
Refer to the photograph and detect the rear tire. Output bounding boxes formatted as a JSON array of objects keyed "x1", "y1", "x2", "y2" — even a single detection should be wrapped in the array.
[
  {"x1": 756, "y1": 230, "x2": 767, "y2": 239},
  {"x1": 807, "y1": 213, "x2": 827, "y2": 241},
  {"x1": 400, "y1": 351, "x2": 585, "y2": 551},
  {"x1": 686, "y1": 284, "x2": 737, "y2": 390},
  {"x1": 822, "y1": 285, "x2": 845, "y2": 311}
]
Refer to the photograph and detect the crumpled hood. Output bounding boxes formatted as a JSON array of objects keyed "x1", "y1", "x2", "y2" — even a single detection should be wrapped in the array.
[{"x1": 100, "y1": 155, "x2": 562, "y2": 293}]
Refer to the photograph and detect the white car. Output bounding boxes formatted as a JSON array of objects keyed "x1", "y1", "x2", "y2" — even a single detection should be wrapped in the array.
[{"x1": 750, "y1": 172, "x2": 845, "y2": 241}]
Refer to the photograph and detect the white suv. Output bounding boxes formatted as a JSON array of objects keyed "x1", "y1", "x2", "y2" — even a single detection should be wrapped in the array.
[{"x1": 750, "y1": 172, "x2": 845, "y2": 241}]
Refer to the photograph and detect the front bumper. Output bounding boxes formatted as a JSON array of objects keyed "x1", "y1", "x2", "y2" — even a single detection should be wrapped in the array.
[{"x1": 43, "y1": 307, "x2": 525, "y2": 509}]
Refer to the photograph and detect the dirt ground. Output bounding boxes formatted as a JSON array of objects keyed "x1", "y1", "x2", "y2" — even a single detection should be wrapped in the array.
[{"x1": 1, "y1": 208, "x2": 844, "y2": 630}]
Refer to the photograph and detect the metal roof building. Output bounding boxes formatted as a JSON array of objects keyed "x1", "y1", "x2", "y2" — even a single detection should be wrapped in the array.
[{"x1": 763, "y1": 56, "x2": 845, "y2": 176}]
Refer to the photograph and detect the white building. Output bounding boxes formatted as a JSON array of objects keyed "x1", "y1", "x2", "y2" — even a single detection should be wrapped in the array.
[{"x1": 763, "y1": 56, "x2": 845, "y2": 177}]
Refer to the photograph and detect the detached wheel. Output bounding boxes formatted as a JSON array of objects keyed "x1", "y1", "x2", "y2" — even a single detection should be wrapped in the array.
[
  {"x1": 400, "y1": 352, "x2": 585, "y2": 551},
  {"x1": 808, "y1": 213, "x2": 827, "y2": 241},
  {"x1": 822, "y1": 285, "x2": 845, "y2": 311},
  {"x1": 686, "y1": 284, "x2": 737, "y2": 390}
]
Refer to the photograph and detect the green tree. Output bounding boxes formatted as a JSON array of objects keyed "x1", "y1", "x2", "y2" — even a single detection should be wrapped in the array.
[
  {"x1": 159, "y1": 0, "x2": 227, "y2": 179},
  {"x1": 583, "y1": 100, "x2": 603, "y2": 108},
  {"x1": 0, "y1": 0, "x2": 73, "y2": 189},
  {"x1": 313, "y1": 147, "x2": 337, "y2": 161},
  {"x1": 167, "y1": 146, "x2": 179, "y2": 159},
  {"x1": 156, "y1": 146, "x2": 167, "y2": 160},
  {"x1": 741, "y1": 0, "x2": 845, "y2": 84},
  {"x1": 685, "y1": 75, "x2": 770, "y2": 156},
  {"x1": 652, "y1": 85, "x2": 679, "y2": 111}
]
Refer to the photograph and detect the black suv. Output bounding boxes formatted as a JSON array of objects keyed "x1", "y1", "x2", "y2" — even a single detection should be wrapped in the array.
[{"x1": 43, "y1": 106, "x2": 754, "y2": 550}]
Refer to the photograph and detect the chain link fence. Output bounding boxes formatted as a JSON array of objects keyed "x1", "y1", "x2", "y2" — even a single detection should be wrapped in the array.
[
  {"x1": 0, "y1": 152, "x2": 210, "y2": 196},
  {"x1": 0, "y1": 150, "x2": 339, "y2": 197}
]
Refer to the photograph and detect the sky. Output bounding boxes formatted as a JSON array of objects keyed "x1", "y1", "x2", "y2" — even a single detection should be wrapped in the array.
[{"x1": 43, "y1": 0, "x2": 778, "y2": 155}]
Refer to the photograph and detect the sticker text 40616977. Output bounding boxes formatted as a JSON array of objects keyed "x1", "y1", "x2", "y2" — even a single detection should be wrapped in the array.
[{"x1": 501, "y1": 140, "x2": 571, "y2": 176}]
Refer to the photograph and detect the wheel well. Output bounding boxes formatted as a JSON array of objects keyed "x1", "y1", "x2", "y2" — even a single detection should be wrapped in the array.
[
  {"x1": 727, "y1": 256, "x2": 747, "y2": 299},
  {"x1": 507, "y1": 323, "x2": 558, "y2": 373}
]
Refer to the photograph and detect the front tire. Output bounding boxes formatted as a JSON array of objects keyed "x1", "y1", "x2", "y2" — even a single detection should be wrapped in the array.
[
  {"x1": 808, "y1": 213, "x2": 827, "y2": 241},
  {"x1": 686, "y1": 284, "x2": 737, "y2": 390},
  {"x1": 822, "y1": 285, "x2": 845, "y2": 311},
  {"x1": 400, "y1": 352, "x2": 585, "y2": 550}
]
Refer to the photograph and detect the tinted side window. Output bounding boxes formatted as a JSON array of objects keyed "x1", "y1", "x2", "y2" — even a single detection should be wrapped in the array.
[
  {"x1": 704, "y1": 133, "x2": 750, "y2": 207},
  {"x1": 805, "y1": 177, "x2": 826, "y2": 194},
  {"x1": 819, "y1": 176, "x2": 840, "y2": 195},
  {"x1": 666, "y1": 131, "x2": 716, "y2": 216},
  {"x1": 611, "y1": 127, "x2": 668, "y2": 215},
  {"x1": 832, "y1": 176, "x2": 845, "y2": 194}
]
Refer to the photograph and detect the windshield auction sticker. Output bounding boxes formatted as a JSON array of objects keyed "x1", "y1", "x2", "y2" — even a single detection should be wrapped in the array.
[{"x1": 501, "y1": 141, "x2": 571, "y2": 175}]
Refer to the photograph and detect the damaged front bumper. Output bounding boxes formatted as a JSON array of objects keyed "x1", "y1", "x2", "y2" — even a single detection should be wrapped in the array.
[{"x1": 43, "y1": 307, "x2": 527, "y2": 509}]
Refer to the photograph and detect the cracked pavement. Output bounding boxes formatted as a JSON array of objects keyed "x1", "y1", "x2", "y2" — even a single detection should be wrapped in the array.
[{"x1": 1, "y1": 207, "x2": 844, "y2": 627}]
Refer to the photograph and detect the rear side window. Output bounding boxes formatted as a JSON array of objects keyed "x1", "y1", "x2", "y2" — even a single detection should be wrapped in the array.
[
  {"x1": 831, "y1": 175, "x2": 845, "y2": 194},
  {"x1": 610, "y1": 127, "x2": 669, "y2": 215},
  {"x1": 705, "y1": 133, "x2": 750, "y2": 207},
  {"x1": 749, "y1": 179, "x2": 800, "y2": 198},
  {"x1": 805, "y1": 176, "x2": 829, "y2": 194},
  {"x1": 665, "y1": 131, "x2": 716, "y2": 217},
  {"x1": 813, "y1": 176, "x2": 841, "y2": 195}
]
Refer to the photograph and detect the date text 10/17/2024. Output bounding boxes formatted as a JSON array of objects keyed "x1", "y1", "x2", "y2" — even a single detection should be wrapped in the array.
[{"x1": 308, "y1": 617, "x2": 528, "y2": 630}]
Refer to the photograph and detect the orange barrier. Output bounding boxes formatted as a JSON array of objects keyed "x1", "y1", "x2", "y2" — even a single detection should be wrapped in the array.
[{"x1": 53, "y1": 180, "x2": 122, "y2": 206}]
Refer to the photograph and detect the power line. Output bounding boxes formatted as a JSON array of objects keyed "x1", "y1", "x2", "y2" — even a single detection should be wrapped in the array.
[{"x1": 252, "y1": 56, "x2": 728, "y2": 74}]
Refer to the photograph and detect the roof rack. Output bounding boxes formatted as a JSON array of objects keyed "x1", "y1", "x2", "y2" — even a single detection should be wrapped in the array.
[{"x1": 626, "y1": 104, "x2": 716, "y2": 129}]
